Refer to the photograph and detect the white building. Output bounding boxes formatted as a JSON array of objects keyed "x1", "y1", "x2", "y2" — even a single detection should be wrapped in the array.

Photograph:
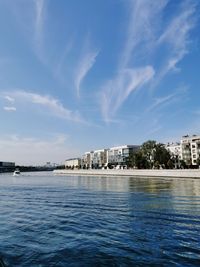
[
  {"x1": 165, "y1": 142, "x2": 181, "y2": 168},
  {"x1": 165, "y1": 142, "x2": 181, "y2": 158},
  {"x1": 82, "y1": 152, "x2": 92, "y2": 169},
  {"x1": 82, "y1": 149, "x2": 108, "y2": 169},
  {"x1": 92, "y1": 149, "x2": 108, "y2": 169},
  {"x1": 181, "y1": 135, "x2": 200, "y2": 166},
  {"x1": 65, "y1": 158, "x2": 81, "y2": 169},
  {"x1": 80, "y1": 145, "x2": 139, "y2": 169}
]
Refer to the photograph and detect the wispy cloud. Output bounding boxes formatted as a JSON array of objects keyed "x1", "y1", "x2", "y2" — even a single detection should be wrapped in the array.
[
  {"x1": 35, "y1": 0, "x2": 44, "y2": 32},
  {"x1": 75, "y1": 47, "x2": 99, "y2": 97},
  {"x1": 4, "y1": 95, "x2": 15, "y2": 103},
  {"x1": 101, "y1": 66, "x2": 155, "y2": 122},
  {"x1": 147, "y1": 85, "x2": 188, "y2": 113},
  {"x1": 157, "y1": 0, "x2": 197, "y2": 78},
  {"x1": 54, "y1": 40, "x2": 74, "y2": 81},
  {"x1": 120, "y1": 0, "x2": 168, "y2": 69},
  {"x1": 3, "y1": 106, "x2": 16, "y2": 112},
  {"x1": 34, "y1": 0, "x2": 46, "y2": 63},
  {"x1": 101, "y1": 0, "x2": 197, "y2": 122},
  {"x1": 4, "y1": 90, "x2": 84, "y2": 123},
  {"x1": 100, "y1": 0, "x2": 166, "y2": 122}
]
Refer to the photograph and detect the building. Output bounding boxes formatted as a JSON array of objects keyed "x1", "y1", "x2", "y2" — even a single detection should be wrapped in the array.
[
  {"x1": 181, "y1": 135, "x2": 200, "y2": 166},
  {"x1": 82, "y1": 149, "x2": 108, "y2": 169},
  {"x1": 80, "y1": 145, "x2": 139, "y2": 169},
  {"x1": 0, "y1": 161, "x2": 15, "y2": 172},
  {"x1": 166, "y1": 142, "x2": 181, "y2": 157},
  {"x1": 65, "y1": 158, "x2": 81, "y2": 169},
  {"x1": 165, "y1": 142, "x2": 181, "y2": 168},
  {"x1": 107, "y1": 145, "x2": 139, "y2": 167},
  {"x1": 82, "y1": 151, "x2": 93, "y2": 169},
  {"x1": 92, "y1": 149, "x2": 108, "y2": 169}
]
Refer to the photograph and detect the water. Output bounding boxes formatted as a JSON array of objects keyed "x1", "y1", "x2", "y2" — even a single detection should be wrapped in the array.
[{"x1": 0, "y1": 172, "x2": 200, "y2": 266}]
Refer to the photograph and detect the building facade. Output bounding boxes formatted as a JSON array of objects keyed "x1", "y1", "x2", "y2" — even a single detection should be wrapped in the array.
[
  {"x1": 65, "y1": 158, "x2": 81, "y2": 169},
  {"x1": 82, "y1": 151, "x2": 93, "y2": 169},
  {"x1": 81, "y1": 149, "x2": 108, "y2": 169},
  {"x1": 107, "y1": 145, "x2": 139, "y2": 167},
  {"x1": 79, "y1": 145, "x2": 139, "y2": 169},
  {"x1": 92, "y1": 149, "x2": 108, "y2": 169},
  {"x1": 181, "y1": 135, "x2": 200, "y2": 166},
  {"x1": 165, "y1": 142, "x2": 181, "y2": 168}
]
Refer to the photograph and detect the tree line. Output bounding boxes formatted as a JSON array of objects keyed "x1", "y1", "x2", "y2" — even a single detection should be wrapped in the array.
[{"x1": 126, "y1": 140, "x2": 188, "y2": 169}]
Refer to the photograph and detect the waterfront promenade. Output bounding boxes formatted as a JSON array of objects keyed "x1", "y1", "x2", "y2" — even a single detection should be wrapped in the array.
[{"x1": 54, "y1": 169, "x2": 200, "y2": 179}]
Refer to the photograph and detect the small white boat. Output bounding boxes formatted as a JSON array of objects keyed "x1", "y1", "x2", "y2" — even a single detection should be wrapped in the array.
[{"x1": 13, "y1": 169, "x2": 20, "y2": 176}]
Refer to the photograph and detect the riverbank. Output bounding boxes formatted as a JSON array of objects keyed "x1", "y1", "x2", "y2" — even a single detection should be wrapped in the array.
[{"x1": 53, "y1": 169, "x2": 200, "y2": 179}]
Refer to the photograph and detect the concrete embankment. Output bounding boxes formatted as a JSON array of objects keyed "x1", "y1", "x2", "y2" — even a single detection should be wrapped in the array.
[{"x1": 53, "y1": 169, "x2": 200, "y2": 179}]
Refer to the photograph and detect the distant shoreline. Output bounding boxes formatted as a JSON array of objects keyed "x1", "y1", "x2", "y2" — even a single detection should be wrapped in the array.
[{"x1": 53, "y1": 169, "x2": 200, "y2": 179}]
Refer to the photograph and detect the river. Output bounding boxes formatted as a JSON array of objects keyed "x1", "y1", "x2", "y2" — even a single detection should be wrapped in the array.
[{"x1": 0, "y1": 172, "x2": 200, "y2": 266}]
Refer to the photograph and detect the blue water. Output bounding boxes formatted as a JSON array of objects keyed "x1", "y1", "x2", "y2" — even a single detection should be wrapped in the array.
[{"x1": 0, "y1": 172, "x2": 200, "y2": 266}]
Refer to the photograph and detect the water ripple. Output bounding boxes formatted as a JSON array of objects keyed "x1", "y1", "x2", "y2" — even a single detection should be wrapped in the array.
[{"x1": 0, "y1": 173, "x2": 200, "y2": 266}]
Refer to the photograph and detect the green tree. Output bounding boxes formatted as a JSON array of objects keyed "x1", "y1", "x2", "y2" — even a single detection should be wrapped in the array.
[
  {"x1": 196, "y1": 156, "x2": 200, "y2": 167},
  {"x1": 126, "y1": 140, "x2": 173, "y2": 169},
  {"x1": 180, "y1": 160, "x2": 187, "y2": 169},
  {"x1": 140, "y1": 140, "x2": 171, "y2": 169},
  {"x1": 153, "y1": 143, "x2": 171, "y2": 168},
  {"x1": 167, "y1": 159, "x2": 174, "y2": 169}
]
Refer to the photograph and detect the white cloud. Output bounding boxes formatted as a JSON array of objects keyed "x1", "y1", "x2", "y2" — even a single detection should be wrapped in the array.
[
  {"x1": 75, "y1": 49, "x2": 99, "y2": 97},
  {"x1": 3, "y1": 106, "x2": 16, "y2": 112},
  {"x1": 101, "y1": 66, "x2": 155, "y2": 122},
  {"x1": 147, "y1": 85, "x2": 188, "y2": 113},
  {"x1": 0, "y1": 134, "x2": 80, "y2": 165},
  {"x1": 4, "y1": 96, "x2": 15, "y2": 103},
  {"x1": 35, "y1": 0, "x2": 45, "y2": 44},
  {"x1": 100, "y1": 0, "x2": 197, "y2": 122},
  {"x1": 34, "y1": 0, "x2": 46, "y2": 63},
  {"x1": 100, "y1": 0, "x2": 165, "y2": 122},
  {"x1": 4, "y1": 90, "x2": 84, "y2": 123},
  {"x1": 120, "y1": 0, "x2": 168, "y2": 69},
  {"x1": 157, "y1": 1, "x2": 197, "y2": 76}
]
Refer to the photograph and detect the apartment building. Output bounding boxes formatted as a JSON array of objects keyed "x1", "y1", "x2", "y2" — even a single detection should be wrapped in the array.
[
  {"x1": 80, "y1": 145, "x2": 139, "y2": 169},
  {"x1": 65, "y1": 158, "x2": 81, "y2": 169},
  {"x1": 82, "y1": 149, "x2": 108, "y2": 169},
  {"x1": 92, "y1": 149, "x2": 108, "y2": 169},
  {"x1": 165, "y1": 142, "x2": 181, "y2": 168},
  {"x1": 166, "y1": 142, "x2": 181, "y2": 158},
  {"x1": 82, "y1": 151, "x2": 94, "y2": 169},
  {"x1": 181, "y1": 135, "x2": 200, "y2": 165},
  {"x1": 107, "y1": 145, "x2": 139, "y2": 167}
]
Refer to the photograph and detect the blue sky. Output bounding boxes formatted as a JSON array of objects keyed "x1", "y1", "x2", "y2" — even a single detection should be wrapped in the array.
[{"x1": 0, "y1": 0, "x2": 200, "y2": 165}]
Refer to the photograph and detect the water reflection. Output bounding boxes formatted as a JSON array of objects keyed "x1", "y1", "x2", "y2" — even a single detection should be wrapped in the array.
[
  {"x1": 1, "y1": 172, "x2": 200, "y2": 196},
  {"x1": 0, "y1": 173, "x2": 200, "y2": 266},
  {"x1": 67, "y1": 175, "x2": 200, "y2": 197}
]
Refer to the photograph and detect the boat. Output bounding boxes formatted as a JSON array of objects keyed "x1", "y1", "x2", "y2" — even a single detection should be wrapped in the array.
[{"x1": 13, "y1": 169, "x2": 20, "y2": 176}]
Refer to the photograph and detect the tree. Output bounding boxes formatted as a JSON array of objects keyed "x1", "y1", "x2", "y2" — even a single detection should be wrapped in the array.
[
  {"x1": 139, "y1": 140, "x2": 171, "y2": 169},
  {"x1": 125, "y1": 140, "x2": 174, "y2": 169},
  {"x1": 167, "y1": 159, "x2": 174, "y2": 169},
  {"x1": 196, "y1": 156, "x2": 200, "y2": 168},
  {"x1": 180, "y1": 160, "x2": 187, "y2": 169},
  {"x1": 153, "y1": 143, "x2": 171, "y2": 168}
]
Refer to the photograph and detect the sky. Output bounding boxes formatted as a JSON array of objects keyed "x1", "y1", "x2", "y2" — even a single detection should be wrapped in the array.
[{"x1": 0, "y1": 0, "x2": 200, "y2": 165}]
